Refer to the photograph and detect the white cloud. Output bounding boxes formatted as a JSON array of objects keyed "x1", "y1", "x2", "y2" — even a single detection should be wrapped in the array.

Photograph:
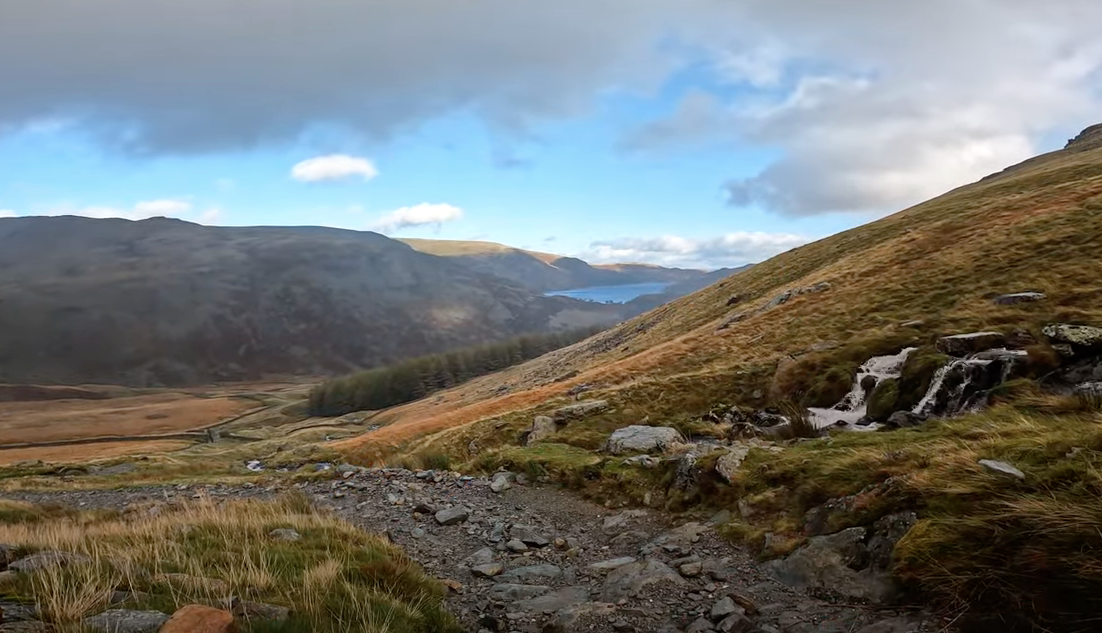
[
  {"x1": 371, "y1": 203, "x2": 464, "y2": 233},
  {"x1": 198, "y1": 208, "x2": 223, "y2": 224},
  {"x1": 291, "y1": 154, "x2": 379, "y2": 183},
  {"x1": 0, "y1": 210, "x2": 16, "y2": 219},
  {"x1": 584, "y1": 232, "x2": 810, "y2": 269},
  {"x1": 38, "y1": 198, "x2": 198, "y2": 221}
]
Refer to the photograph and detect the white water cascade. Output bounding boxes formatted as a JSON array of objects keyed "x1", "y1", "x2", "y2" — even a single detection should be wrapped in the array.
[{"x1": 807, "y1": 347, "x2": 917, "y2": 430}]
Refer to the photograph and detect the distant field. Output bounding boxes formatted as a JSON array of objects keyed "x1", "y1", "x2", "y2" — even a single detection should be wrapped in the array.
[
  {"x1": 0, "y1": 440, "x2": 193, "y2": 465},
  {"x1": 0, "y1": 392, "x2": 258, "y2": 445}
]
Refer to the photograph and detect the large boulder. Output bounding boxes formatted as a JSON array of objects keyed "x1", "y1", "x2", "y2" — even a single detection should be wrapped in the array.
[
  {"x1": 765, "y1": 528, "x2": 894, "y2": 603},
  {"x1": 715, "y1": 445, "x2": 752, "y2": 484},
  {"x1": 601, "y1": 559, "x2": 685, "y2": 603},
  {"x1": 866, "y1": 378, "x2": 900, "y2": 422},
  {"x1": 606, "y1": 426, "x2": 681, "y2": 454},
  {"x1": 1043, "y1": 323, "x2": 1102, "y2": 348},
  {"x1": 527, "y1": 416, "x2": 558, "y2": 445},
  {"x1": 553, "y1": 400, "x2": 609, "y2": 422},
  {"x1": 936, "y1": 332, "x2": 1006, "y2": 356}
]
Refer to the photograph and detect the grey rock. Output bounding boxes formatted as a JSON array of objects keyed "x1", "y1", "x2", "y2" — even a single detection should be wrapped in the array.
[
  {"x1": 83, "y1": 610, "x2": 170, "y2": 633},
  {"x1": 1, "y1": 623, "x2": 53, "y2": 633},
  {"x1": 586, "y1": 557, "x2": 636, "y2": 573},
  {"x1": 464, "y1": 547, "x2": 497, "y2": 567},
  {"x1": 511, "y1": 525, "x2": 551, "y2": 547},
  {"x1": 709, "y1": 597, "x2": 741, "y2": 621},
  {"x1": 528, "y1": 416, "x2": 558, "y2": 445},
  {"x1": 490, "y1": 472, "x2": 514, "y2": 493},
  {"x1": 514, "y1": 586, "x2": 590, "y2": 614},
  {"x1": 606, "y1": 426, "x2": 682, "y2": 454},
  {"x1": 471, "y1": 563, "x2": 505, "y2": 578},
  {"x1": 622, "y1": 455, "x2": 660, "y2": 468},
  {"x1": 553, "y1": 400, "x2": 610, "y2": 422},
  {"x1": 1043, "y1": 323, "x2": 1102, "y2": 348},
  {"x1": 885, "y1": 411, "x2": 925, "y2": 428},
  {"x1": 936, "y1": 332, "x2": 1006, "y2": 356},
  {"x1": 679, "y1": 562, "x2": 703, "y2": 577},
  {"x1": 506, "y1": 538, "x2": 529, "y2": 552},
  {"x1": 268, "y1": 528, "x2": 301, "y2": 541},
  {"x1": 979, "y1": 459, "x2": 1025, "y2": 480},
  {"x1": 715, "y1": 444, "x2": 751, "y2": 483},
  {"x1": 497, "y1": 564, "x2": 563, "y2": 584},
  {"x1": 9, "y1": 550, "x2": 91, "y2": 572},
  {"x1": 993, "y1": 292, "x2": 1046, "y2": 305},
  {"x1": 854, "y1": 617, "x2": 928, "y2": 633},
  {"x1": 434, "y1": 506, "x2": 470, "y2": 526},
  {"x1": 687, "y1": 618, "x2": 716, "y2": 632},
  {"x1": 715, "y1": 613, "x2": 754, "y2": 633},
  {"x1": 601, "y1": 559, "x2": 685, "y2": 603},
  {"x1": 488, "y1": 583, "x2": 552, "y2": 601},
  {"x1": 766, "y1": 528, "x2": 894, "y2": 603},
  {"x1": 227, "y1": 599, "x2": 290, "y2": 623}
]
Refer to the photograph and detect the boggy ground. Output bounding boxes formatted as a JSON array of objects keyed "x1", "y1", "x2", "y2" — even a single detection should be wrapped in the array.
[{"x1": 6, "y1": 468, "x2": 943, "y2": 633}]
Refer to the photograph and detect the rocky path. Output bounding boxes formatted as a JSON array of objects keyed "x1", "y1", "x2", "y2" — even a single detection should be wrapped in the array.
[{"x1": 6, "y1": 469, "x2": 942, "y2": 633}]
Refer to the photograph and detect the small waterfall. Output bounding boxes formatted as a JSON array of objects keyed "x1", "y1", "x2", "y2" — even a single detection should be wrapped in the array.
[
  {"x1": 808, "y1": 347, "x2": 917, "y2": 429},
  {"x1": 912, "y1": 349, "x2": 1027, "y2": 418}
]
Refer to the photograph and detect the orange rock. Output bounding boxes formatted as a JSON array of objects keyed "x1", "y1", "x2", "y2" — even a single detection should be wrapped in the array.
[{"x1": 159, "y1": 605, "x2": 236, "y2": 633}]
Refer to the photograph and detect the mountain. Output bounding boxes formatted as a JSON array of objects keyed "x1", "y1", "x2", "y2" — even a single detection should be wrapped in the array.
[
  {"x1": 620, "y1": 264, "x2": 754, "y2": 314},
  {"x1": 341, "y1": 126, "x2": 1102, "y2": 631},
  {"x1": 0, "y1": 217, "x2": 621, "y2": 386},
  {"x1": 399, "y1": 238, "x2": 707, "y2": 292}
]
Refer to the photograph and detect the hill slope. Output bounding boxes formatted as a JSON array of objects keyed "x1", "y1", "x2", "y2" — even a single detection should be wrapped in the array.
[
  {"x1": 399, "y1": 238, "x2": 706, "y2": 292},
  {"x1": 0, "y1": 217, "x2": 620, "y2": 386}
]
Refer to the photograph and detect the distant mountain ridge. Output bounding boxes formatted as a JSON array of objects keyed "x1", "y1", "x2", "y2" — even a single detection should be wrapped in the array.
[
  {"x1": 399, "y1": 238, "x2": 707, "y2": 292},
  {"x1": 0, "y1": 217, "x2": 621, "y2": 386}
]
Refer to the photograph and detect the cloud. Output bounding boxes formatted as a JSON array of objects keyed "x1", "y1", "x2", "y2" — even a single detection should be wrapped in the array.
[
  {"x1": 44, "y1": 199, "x2": 193, "y2": 220},
  {"x1": 0, "y1": 0, "x2": 687, "y2": 153},
  {"x1": 198, "y1": 208, "x2": 223, "y2": 224},
  {"x1": 291, "y1": 154, "x2": 379, "y2": 183},
  {"x1": 0, "y1": 210, "x2": 16, "y2": 219},
  {"x1": 584, "y1": 232, "x2": 810, "y2": 269},
  {"x1": 622, "y1": 1, "x2": 1102, "y2": 216},
  {"x1": 371, "y1": 203, "x2": 464, "y2": 233}
]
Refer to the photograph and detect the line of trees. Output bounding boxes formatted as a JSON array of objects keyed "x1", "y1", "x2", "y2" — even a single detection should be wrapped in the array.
[{"x1": 308, "y1": 326, "x2": 605, "y2": 417}]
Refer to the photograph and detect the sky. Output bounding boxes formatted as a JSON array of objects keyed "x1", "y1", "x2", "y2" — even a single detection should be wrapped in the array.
[{"x1": 2, "y1": 1, "x2": 1101, "y2": 270}]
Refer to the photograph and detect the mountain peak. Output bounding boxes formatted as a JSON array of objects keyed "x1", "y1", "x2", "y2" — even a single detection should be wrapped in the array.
[{"x1": 1064, "y1": 123, "x2": 1102, "y2": 152}]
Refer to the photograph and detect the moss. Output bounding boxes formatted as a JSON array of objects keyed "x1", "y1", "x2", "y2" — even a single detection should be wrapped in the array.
[
  {"x1": 867, "y1": 378, "x2": 900, "y2": 421},
  {"x1": 897, "y1": 346, "x2": 950, "y2": 411}
]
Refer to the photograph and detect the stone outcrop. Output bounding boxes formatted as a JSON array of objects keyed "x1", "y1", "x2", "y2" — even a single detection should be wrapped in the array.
[{"x1": 606, "y1": 426, "x2": 681, "y2": 454}]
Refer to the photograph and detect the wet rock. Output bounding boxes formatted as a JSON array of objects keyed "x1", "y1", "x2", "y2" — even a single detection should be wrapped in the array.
[
  {"x1": 714, "y1": 445, "x2": 751, "y2": 484},
  {"x1": 434, "y1": 506, "x2": 470, "y2": 526},
  {"x1": 1043, "y1": 323, "x2": 1102, "y2": 348},
  {"x1": 497, "y1": 564, "x2": 563, "y2": 584},
  {"x1": 514, "y1": 586, "x2": 590, "y2": 614},
  {"x1": 936, "y1": 332, "x2": 1006, "y2": 356},
  {"x1": 979, "y1": 459, "x2": 1025, "y2": 480},
  {"x1": 84, "y1": 610, "x2": 171, "y2": 633},
  {"x1": 606, "y1": 426, "x2": 681, "y2": 454},
  {"x1": 601, "y1": 559, "x2": 685, "y2": 603},
  {"x1": 527, "y1": 416, "x2": 558, "y2": 445},
  {"x1": 766, "y1": 528, "x2": 893, "y2": 603},
  {"x1": 993, "y1": 292, "x2": 1046, "y2": 305},
  {"x1": 553, "y1": 400, "x2": 609, "y2": 422},
  {"x1": 489, "y1": 583, "x2": 553, "y2": 601},
  {"x1": 268, "y1": 528, "x2": 301, "y2": 541},
  {"x1": 884, "y1": 411, "x2": 926, "y2": 429},
  {"x1": 9, "y1": 550, "x2": 91, "y2": 572}
]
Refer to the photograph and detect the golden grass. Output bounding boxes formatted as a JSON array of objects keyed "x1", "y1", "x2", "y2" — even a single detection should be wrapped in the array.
[
  {"x1": 0, "y1": 495, "x2": 457, "y2": 633},
  {"x1": 0, "y1": 441, "x2": 193, "y2": 466}
]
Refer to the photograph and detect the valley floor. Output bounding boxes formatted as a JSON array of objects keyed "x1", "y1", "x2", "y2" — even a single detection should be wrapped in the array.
[{"x1": 4, "y1": 469, "x2": 940, "y2": 633}]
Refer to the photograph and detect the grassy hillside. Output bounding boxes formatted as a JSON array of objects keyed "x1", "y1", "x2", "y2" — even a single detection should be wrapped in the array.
[
  {"x1": 338, "y1": 129, "x2": 1102, "y2": 631},
  {"x1": 0, "y1": 218, "x2": 619, "y2": 386},
  {"x1": 400, "y1": 237, "x2": 706, "y2": 292}
]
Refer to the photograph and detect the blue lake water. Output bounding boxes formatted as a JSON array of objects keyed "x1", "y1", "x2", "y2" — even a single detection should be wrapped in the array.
[{"x1": 545, "y1": 282, "x2": 672, "y2": 304}]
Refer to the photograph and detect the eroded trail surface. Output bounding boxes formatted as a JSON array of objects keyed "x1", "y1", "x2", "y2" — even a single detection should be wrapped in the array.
[{"x1": 8, "y1": 469, "x2": 941, "y2": 633}]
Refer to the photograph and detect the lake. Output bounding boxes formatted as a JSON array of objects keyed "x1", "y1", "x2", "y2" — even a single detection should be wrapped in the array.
[{"x1": 545, "y1": 282, "x2": 671, "y2": 304}]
